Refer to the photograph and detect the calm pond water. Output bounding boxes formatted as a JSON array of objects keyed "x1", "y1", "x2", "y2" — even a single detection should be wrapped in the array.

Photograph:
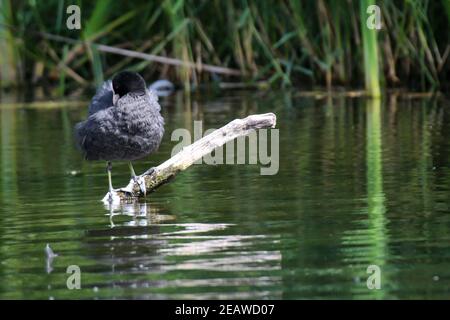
[{"x1": 0, "y1": 90, "x2": 449, "y2": 299}]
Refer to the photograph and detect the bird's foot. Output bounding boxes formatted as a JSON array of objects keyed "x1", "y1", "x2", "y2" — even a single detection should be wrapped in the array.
[
  {"x1": 119, "y1": 180, "x2": 135, "y2": 194},
  {"x1": 142, "y1": 167, "x2": 155, "y2": 176},
  {"x1": 134, "y1": 175, "x2": 147, "y2": 196},
  {"x1": 102, "y1": 189, "x2": 121, "y2": 204},
  {"x1": 119, "y1": 175, "x2": 146, "y2": 196}
]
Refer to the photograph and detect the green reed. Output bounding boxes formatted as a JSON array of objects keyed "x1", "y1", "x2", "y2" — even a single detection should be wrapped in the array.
[{"x1": 0, "y1": 0, "x2": 448, "y2": 93}]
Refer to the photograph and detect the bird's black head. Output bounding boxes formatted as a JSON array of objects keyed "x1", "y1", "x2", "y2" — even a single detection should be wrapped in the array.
[{"x1": 112, "y1": 71, "x2": 146, "y2": 98}]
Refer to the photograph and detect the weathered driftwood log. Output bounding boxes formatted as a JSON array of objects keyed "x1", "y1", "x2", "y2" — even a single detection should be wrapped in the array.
[{"x1": 111, "y1": 112, "x2": 277, "y2": 201}]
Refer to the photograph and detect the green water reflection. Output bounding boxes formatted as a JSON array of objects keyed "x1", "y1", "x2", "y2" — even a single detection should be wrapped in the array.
[{"x1": 0, "y1": 91, "x2": 449, "y2": 299}]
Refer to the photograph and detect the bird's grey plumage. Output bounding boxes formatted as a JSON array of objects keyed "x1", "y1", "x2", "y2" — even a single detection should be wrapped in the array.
[
  {"x1": 88, "y1": 79, "x2": 172, "y2": 116},
  {"x1": 88, "y1": 80, "x2": 114, "y2": 116},
  {"x1": 75, "y1": 82, "x2": 164, "y2": 162}
]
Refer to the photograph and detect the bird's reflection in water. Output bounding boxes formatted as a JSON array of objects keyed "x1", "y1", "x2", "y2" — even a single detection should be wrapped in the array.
[
  {"x1": 104, "y1": 200, "x2": 175, "y2": 228},
  {"x1": 84, "y1": 201, "x2": 282, "y2": 299}
]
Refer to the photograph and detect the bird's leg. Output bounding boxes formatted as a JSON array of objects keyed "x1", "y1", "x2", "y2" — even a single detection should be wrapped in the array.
[
  {"x1": 102, "y1": 161, "x2": 120, "y2": 203},
  {"x1": 129, "y1": 162, "x2": 146, "y2": 196},
  {"x1": 107, "y1": 161, "x2": 114, "y2": 194},
  {"x1": 128, "y1": 161, "x2": 137, "y2": 177}
]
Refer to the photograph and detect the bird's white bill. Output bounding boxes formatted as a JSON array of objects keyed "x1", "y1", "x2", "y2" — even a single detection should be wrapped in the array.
[{"x1": 113, "y1": 93, "x2": 120, "y2": 105}]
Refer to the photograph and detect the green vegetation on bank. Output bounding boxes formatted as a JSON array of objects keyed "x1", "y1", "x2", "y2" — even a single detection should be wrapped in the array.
[{"x1": 0, "y1": 0, "x2": 449, "y2": 93}]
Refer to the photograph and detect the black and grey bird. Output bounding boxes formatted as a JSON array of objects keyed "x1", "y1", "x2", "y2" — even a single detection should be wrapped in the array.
[{"x1": 74, "y1": 71, "x2": 165, "y2": 201}]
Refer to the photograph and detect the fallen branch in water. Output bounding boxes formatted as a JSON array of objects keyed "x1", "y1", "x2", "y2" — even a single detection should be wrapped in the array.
[{"x1": 111, "y1": 112, "x2": 277, "y2": 201}]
